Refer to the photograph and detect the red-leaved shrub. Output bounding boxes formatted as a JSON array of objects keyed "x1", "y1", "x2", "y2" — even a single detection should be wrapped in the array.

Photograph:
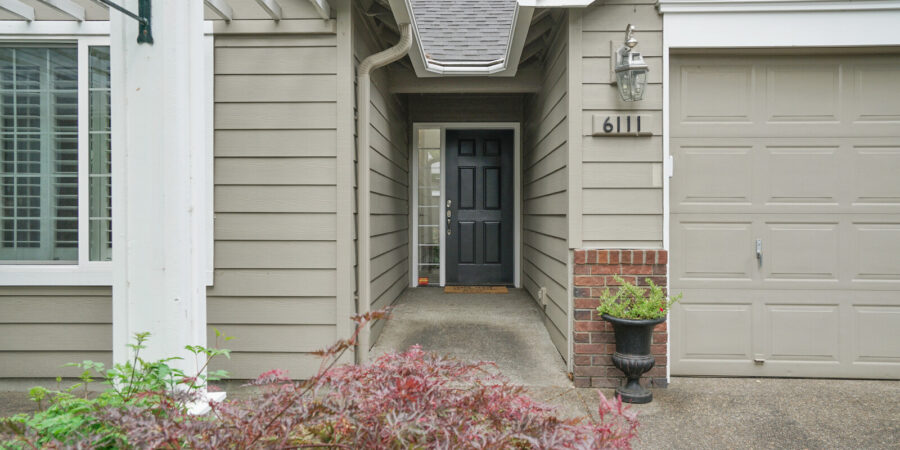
[{"x1": 8, "y1": 311, "x2": 639, "y2": 448}]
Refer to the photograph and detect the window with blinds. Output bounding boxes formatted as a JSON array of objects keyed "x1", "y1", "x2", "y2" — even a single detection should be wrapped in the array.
[{"x1": 0, "y1": 45, "x2": 112, "y2": 263}]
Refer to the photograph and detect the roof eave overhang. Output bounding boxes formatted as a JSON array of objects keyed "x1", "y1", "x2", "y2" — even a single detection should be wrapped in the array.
[
  {"x1": 389, "y1": 0, "x2": 537, "y2": 77},
  {"x1": 518, "y1": 0, "x2": 596, "y2": 6}
]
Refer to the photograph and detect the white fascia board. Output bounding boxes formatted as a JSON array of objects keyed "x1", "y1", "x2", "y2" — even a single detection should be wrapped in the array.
[
  {"x1": 518, "y1": 0, "x2": 595, "y2": 6},
  {"x1": 204, "y1": 0, "x2": 233, "y2": 22},
  {"x1": 36, "y1": 0, "x2": 85, "y2": 21},
  {"x1": 658, "y1": 0, "x2": 900, "y2": 13},
  {"x1": 0, "y1": 0, "x2": 35, "y2": 21},
  {"x1": 0, "y1": 20, "x2": 109, "y2": 35},
  {"x1": 308, "y1": 0, "x2": 331, "y2": 19},
  {"x1": 664, "y1": 9, "x2": 900, "y2": 48},
  {"x1": 389, "y1": 0, "x2": 534, "y2": 77}
]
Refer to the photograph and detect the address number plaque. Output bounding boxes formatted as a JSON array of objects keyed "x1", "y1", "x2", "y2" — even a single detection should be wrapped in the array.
[{"x1": 592, "y1": 114, "x2": 653, "y2": 137}]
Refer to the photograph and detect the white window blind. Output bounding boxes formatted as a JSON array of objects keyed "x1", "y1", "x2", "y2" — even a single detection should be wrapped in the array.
[
  {"x1": 0, "y1": 44, "x2": 111, "y2": 264},
  {"x1": 0, "y1": 46, "x2": 78, "y2": 262}
]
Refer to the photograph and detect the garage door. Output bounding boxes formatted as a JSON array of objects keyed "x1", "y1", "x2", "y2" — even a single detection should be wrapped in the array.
[{"x1": 669, "y1": 54, "x2": 900, "y2": 378}]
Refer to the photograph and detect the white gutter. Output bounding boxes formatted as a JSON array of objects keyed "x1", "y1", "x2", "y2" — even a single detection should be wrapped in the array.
[{"x1": 356, "y1": 23, "x2": 413, "y2": 363}]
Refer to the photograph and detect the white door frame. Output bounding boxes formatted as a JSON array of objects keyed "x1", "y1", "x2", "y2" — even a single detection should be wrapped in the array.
[{"x1": 410, "y1": 122, "x2": 522, "y2": 288}]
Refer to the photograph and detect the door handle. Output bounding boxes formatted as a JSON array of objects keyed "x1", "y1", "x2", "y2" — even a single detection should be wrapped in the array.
[
  {"x1": 446, "y1": 200, "x2": 452, "y2": 236},
  {"x1": 756, "y1": 239, "x2": 762, "y2": 266}
]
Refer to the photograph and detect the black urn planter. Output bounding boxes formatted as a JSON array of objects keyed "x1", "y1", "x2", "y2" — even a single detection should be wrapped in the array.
[{"x1": 601, "y1": 314, "x2": 665, "y2": 404}]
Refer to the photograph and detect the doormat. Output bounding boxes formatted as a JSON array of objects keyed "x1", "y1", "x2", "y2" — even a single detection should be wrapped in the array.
[{"x1": 443, "y1": 286, "x2": 508, "y2": 294}]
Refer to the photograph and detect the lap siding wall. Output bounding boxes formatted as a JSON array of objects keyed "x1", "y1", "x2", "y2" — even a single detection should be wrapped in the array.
[
  {"x1": 523, "y1": 15, "x2": 570, "y2": 362},
  {"x1": 353, "y1": 4, "x2": 410, "y2": 345},
  {"x1": 208, "y1": 1, "x2": 343, "y2": 379}
]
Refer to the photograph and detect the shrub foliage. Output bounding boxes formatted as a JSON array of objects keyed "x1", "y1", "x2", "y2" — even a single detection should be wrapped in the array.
[
  {"x1": 2, "y1": 311, "x2": 639, "y2": 449},
  {"x1": 596, "y1": 275, "x2": 682, "y2": 320}
]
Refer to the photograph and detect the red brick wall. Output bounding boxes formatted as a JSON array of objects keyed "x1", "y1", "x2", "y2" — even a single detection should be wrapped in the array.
[{"x1": 573, "y1": 249, "x2": 669, "y2": 389}]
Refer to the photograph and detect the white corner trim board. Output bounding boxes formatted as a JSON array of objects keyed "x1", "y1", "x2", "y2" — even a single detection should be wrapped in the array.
[{"x1": 0, "y1": 0, "x2": 34, "y2": 21}]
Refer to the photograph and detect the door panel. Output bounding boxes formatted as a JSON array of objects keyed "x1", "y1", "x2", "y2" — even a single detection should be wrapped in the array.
[
  {"x1": 670, "y1": 55, "x2": 900, "y2": 379},
  {"x1": 446, "y1": 130, "x2": 514, "y2": 285}
]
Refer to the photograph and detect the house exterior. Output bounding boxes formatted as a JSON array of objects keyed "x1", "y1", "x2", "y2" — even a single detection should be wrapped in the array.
[{"x1": 0, "y1": 0, "x2": 898, "y2": 390}]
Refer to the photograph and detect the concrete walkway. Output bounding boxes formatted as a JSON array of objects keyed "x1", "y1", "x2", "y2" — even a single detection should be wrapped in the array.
[
  {"x1": 371, "y1": 287, "x2": 571, "y2": 387},
  {"x1": 532, "y1": 377, "x2": 900, "y2": 450},
  {"x1": 2, "y1": 287, "x2": 898, "y2": 448}
]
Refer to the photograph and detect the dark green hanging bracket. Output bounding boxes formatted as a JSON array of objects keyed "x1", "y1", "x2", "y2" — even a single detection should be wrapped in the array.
[{"x1": 96, "y1": 0, "x2": 153, "y2": 44}]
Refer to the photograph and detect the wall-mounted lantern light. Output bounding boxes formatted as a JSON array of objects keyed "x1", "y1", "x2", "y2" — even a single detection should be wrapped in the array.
[{"x1": 611, "y1": 24, "x2": 648, "y2": 102}]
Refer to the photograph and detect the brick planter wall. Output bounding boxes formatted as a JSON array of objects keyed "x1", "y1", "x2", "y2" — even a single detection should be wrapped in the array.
[{"x1": 573, "y1": 249, "x2": 669, "y2": 389}]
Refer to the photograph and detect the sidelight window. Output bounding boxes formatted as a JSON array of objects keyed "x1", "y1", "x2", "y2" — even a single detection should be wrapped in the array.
[{"x1": 416, "y1": 128, "x2": 441, "y2": 285}]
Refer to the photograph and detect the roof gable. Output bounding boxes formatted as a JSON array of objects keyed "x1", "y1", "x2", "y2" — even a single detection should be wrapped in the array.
[{"x1": 410, "y1": 0, "x2": 517, "y2": 64}]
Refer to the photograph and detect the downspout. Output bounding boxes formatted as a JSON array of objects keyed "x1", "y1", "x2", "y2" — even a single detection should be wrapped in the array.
[{"x1": 356, "y1": 23, "x2": 412, "y2": 363}]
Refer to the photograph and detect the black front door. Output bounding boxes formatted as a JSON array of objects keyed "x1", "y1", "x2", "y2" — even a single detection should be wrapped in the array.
[{"x1": 446, "y1": 129, "x2": 514, "y2": 285}]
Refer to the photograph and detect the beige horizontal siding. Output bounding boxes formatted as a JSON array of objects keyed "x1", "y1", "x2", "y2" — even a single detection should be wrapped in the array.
[
  {"x1": 354, "y1": 5, "x2": 410, "y2": 345},
  {"x1": 0, "y1": 287, "x2": 112, "y2": 378},
  {"x1": 579, "y1": 1, "x2": 664, "y2": 248},
  {"x1": 523, "y1": 19, "x2": 570, "y2": 362},
  {"x1": 209, "y1": 32, "x2": 339, "y2": 380}
]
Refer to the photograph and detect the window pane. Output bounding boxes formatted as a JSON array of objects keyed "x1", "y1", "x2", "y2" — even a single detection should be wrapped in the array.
[
  {"x1": 417, "y1": 129, "x2": 441, "y2": 285},
  {"x1": 89, "y1": 46, "x2": 111, "y2": 261},
  {"x1": 0, "y1": 46, "x2": 78, "y2": 262}
]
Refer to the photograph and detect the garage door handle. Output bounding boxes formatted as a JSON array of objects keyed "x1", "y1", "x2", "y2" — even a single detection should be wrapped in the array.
[{"x1": 756, "y1": 239, "x2": 762, "y2": 266}]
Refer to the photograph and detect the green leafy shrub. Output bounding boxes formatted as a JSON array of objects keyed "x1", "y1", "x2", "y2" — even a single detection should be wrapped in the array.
[
  {"x1": 0, "y1": 331, "x2": 231, "y2": 449},
  {"x1": 596, "y1": 275, "x2": 682, "y2": 320},
  {"x1": 2, "y1": 312, "x2": 641, "y2": 449}
]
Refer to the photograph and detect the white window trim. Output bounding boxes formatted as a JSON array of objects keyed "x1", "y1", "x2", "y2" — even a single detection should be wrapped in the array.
[
  {"x1": 410, "y1": 122, "x2": 522, "y2": 288},
  {"x1": 0, "y1": 34, "x2": 111, "y2": 285},
  {"x1": 0, "y1": 24, "x2": 217, "y2": 286}
]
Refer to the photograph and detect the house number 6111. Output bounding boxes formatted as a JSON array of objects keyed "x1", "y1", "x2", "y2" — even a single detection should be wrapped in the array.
[{"x1": 591, "y1": 114, "x2": 653, "y2": 137}]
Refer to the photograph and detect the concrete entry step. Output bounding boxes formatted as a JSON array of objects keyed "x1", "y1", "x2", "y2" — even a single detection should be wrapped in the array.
[{"x1": 371, "y1": 287, "x2": 570, "y2": 387}]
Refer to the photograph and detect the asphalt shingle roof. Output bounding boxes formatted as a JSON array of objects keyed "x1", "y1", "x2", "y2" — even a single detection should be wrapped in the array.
[{"x1": 409, "y1": 0, "x2": 517, "y2": 63}]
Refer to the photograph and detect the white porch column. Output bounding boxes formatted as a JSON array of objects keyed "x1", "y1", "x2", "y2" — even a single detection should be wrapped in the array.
[{"x1": 111, "y1": 0, "x2": 208, "y2": 371}]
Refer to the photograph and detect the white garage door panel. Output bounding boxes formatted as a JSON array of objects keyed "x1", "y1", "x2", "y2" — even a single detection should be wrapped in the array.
[
  {"x1": 670, "y1": 54, "x2": 900, "y2": 379},
  {"x1": 673, "y1": 213, "x2": 900, "y2": 291},
  {"x1": 671, "y1": 138, "x2": 900, "y2": 215},
  {"x1": 673, "y1": 289, "x2": 900, "y2": 378},
  {"x1": 672, "y1": 56, "x2": 900, "y2": 138}
]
